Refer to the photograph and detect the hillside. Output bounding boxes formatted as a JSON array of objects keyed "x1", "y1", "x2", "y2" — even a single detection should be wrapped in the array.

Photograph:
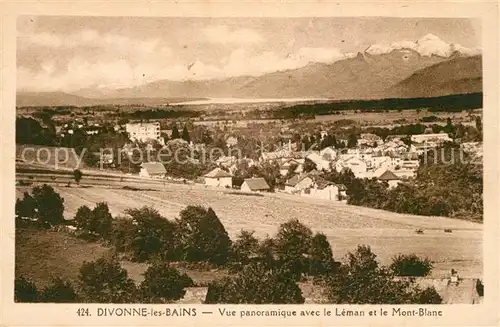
[{"x1": 389, "y1": 55, "x2": 482, "y2": 98}]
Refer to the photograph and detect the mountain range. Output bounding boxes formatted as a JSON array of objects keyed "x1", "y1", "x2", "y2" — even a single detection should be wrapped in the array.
[{"x1": 17, "y1": 49, "x2": 482, "y2": 107}]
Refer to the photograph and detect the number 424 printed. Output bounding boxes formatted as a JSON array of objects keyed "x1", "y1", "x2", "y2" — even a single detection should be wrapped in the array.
[{"x1": 76, "y1": 308, "x2": 91, "y2": 316}]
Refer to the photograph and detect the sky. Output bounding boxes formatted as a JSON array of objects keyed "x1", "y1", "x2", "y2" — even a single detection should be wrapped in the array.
[{"x1": 17, "y1": 16, "x2": 481, "y2": 93}]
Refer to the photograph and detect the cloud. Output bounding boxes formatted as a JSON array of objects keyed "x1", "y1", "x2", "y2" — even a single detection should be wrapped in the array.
[
  {"x1": 365, "y1": 34, "x2": 482, "y2": 57},
  {"x1": 18, "y1": 29, "x2": 171, "y2": 62},
  {"x1": 202, "y1": 25, "x2": 263, "y2": 45}
]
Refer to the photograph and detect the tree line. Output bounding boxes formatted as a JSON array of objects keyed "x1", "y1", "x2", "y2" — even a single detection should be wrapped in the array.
[{"x1": 272, "y1": 93, "x2": 483, "y2": 119}]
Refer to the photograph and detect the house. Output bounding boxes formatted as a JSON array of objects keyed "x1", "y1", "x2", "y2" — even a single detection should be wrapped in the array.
[
  {"x1": 305, "y1": 152, "x2": 331, "y2": 171},
  {"x1": 204, "y1": 167, "x2": 233, "y2": 188},
  {"x1": 279, "y1": 158, "x2": 302, "y2": 176},
  {"x1": 241, "y1": 178, "x2": 270, "y2": 192},
  {"x1": 336, "y1": 156, "x2": 368, "y2": 178},
  {"x1": 293, "y1": 174, "x2": 344, "y2": 201},
  {"x1": 320, "y1": 147, "x2": 337, "y2": 161},
  {"x1": 139, "y1": 162, "x2": 166, "y2": 179},
  {"x1": 284, "y1": 174, "x2": 301, "y2": 193},
  {"x1": 377, "y1": 170, "x2": 402, "y2": 188}
]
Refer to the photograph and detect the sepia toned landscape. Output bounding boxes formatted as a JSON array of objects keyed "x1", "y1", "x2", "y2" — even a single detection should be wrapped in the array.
[{"x1": 15, "y1": 16, "x2": 483, "y2": 305}]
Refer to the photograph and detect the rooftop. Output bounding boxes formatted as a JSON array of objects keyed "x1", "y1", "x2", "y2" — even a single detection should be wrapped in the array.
[{"x1": 243, "y1": 177, "x2": 270, "y2": 191}]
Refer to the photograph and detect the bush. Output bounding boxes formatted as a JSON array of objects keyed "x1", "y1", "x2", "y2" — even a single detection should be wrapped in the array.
[
  {"x1": 14, "y1": 277, "x2": 39, "y2": 302},
  {"x1": 414, "y1": 286, "x2": 443, "y2": 304},
  {"x1": 176, "y1": 206, "x2": 232, "y2": 265},
  {"x1": 39, "y1": 277, "x2": 79, "y2": 303},
  {"x1": 204, "y1": 263, "x2": 304, "y2": 304},
  {"x1": 140, "y1": 262, "x2": 194, "y2": 303},
  {"x1": 390, "y1": 254, "x2": 433, "y2": 277},
  {"x1": 78, "y1": 258, "x2": 138, "y2": 303}
]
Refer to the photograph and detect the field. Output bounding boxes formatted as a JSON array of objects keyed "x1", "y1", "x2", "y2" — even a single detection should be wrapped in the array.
[
  {"x1": 16, "y1": 181, "x2": 483, "y2": 279},
  {"x1": 15, "y1": 227, "x2": 110, "y2": 288}
]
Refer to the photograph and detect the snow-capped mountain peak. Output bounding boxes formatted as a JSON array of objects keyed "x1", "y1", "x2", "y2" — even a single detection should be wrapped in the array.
[{"x1": 365, "y1": 34, "x2": 481, "y2": 58}]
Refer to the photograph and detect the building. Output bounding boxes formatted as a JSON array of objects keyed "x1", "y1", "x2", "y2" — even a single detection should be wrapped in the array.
[
  {"x1": 377, "y1": 170, "x2": 402, "y2": 188},
  {"x1": 225, "y1": 136, "x2": 238, "y2": 148},
  {"x1": 204, "y1": 168, "x2": 233, "y2": 188},
  {"x1": 305, "y1": 152, "x2": 331, "y2": 171},
  {"x1": 292, "y1": 173, "x2": 344, "y2": 201},
  {"x1": 139, "y1": 162, "x2": 166, "y2": 179},
  {"x1": 359, "y1": 133, "x2": 383, "y2": 146},
  {"x1": 320, "y1": 147, "x2": 337, "y2": 161},
  {"x1": 411, "y1": 133, "x2": 452, "y2": 144},
  {"x1": 284, "y1": 174, "x2": 300, "y2": 193},
  {"x1": 126, "y1": 122, "x2": 164, "y2": 145},
  {"x1": 279, "y1": 158, "x2": 303, "y2": 176},
  {"x1": 241, "y1": 178, "x2": 270, "y2": 192}
]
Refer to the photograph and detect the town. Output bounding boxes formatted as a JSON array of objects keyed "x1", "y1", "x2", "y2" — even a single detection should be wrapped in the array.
[{"x1": 13, "y1": 16, "x2": 485, "y2": 307}]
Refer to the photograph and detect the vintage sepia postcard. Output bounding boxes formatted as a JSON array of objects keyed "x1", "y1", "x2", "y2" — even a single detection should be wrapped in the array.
[{"x1": 1, "y1": 1, "x2": 499, "y2": 326}]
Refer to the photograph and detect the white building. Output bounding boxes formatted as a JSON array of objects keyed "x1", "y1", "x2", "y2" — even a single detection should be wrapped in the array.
[
  {"x1": 241, "y1": 178, "x2": 270, "y2": 192},
  {"x1": 306, "y1": 152, "x2": 331, "y2": 171},
  {"x1": 411, "y1": 133, "x2": 452, "y2": 144},
  {"x1": 125, "y1": 122, "x2": 164, "y2": 145},
  {"x1": 139, "y1": 162, "x2": 166, "y2": 179},
  {"x1": 204, "y1": 168, "x2": 233, "y2": 188}
]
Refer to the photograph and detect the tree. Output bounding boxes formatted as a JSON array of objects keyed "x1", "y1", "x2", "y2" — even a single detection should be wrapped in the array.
[
  {"x1": 347, "y1": 134, "x2": 358, "y2": 148},
  {"x1": 125, "y1": 207, "x2": 177, "y2": 262},
  {"x1": 74, "y1": 203, "x2": 113, "y2": 239},
  {"x1": 140, "y1": 262, "x2": 194, "y2": 303},
  {"x1": 171, "y1": 125, "x2": 180, "y2": 139},
  {"x1": 274, "y1": 219, "x2": 313, "y2": 280},
  {"x1": 181, "y1": 125, "x2": 191, "y2": 143},
  {"x1": 308, "y1": 233, "x2": 340, "y2": 279},
  {"x1": 204, "y1": 263, "x2": 304, "y2": 304},
  {"x1": 78, "y1": 258, "x2": 137, "y2": 303},
  {"x1": 176, "y1": 206, "x2": 232, "y2": 265},
  {"x1": 109, "y1": 218, "x2": 137, "y2": 255},
  {"x1": 40, "y1": 277, "x2": 79, "y2": 303},
  {"x1": 15, "y1": 277, "x2": 39, "y2": 302},
  {"x1": 389, "y1": 254, "x2": 433, "y2": 277},
  {"x1": 475, "y1": 116, "x2": 482, "y2": 140},
  {"x1": 74, "y1": 205, "x2": 93, "y2": 231},
  {"x1": 32, "y1": 184, "x2": 65, "y2": 227},
  {"x1": 73, "y1": 169, "x2": 83, "y2": 186},
  {"x1": 325, "y1": 245, "x2": 442, "y2": 304},
  {"x1": 15, "y1": 192, "x2": 37, "y2": 219},
  {"x1": 232, "y1": 229, "x2": 260, "y2": 264}
]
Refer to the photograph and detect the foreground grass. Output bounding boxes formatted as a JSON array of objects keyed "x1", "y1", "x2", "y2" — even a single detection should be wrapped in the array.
[
  {"x1": 16, "y1": 226, "x2": 230, "y2": 288},
  {"x1": 15, "y1": 227, "x2": 109, "y2": 288}
]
